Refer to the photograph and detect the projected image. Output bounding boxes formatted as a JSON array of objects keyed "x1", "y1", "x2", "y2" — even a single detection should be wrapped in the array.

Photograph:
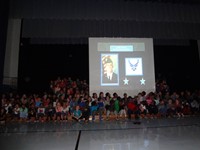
[
  {"x1": 101, "y1": 54, "x2": 119, "y2": 86},
  {"x1": 125, "y1": 58, "x2": 143, "y2": 76},
  {"x1": 89, "y1": 38, "x2": 155, "y2": 97}
]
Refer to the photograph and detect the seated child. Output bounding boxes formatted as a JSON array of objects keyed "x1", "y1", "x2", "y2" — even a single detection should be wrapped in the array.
[
  {"x1": 37, "y1": 103, "x2": 46, "y2": 122},
  {"x1": 72, "y1": 105, "x2": 82, "y2": 122}
]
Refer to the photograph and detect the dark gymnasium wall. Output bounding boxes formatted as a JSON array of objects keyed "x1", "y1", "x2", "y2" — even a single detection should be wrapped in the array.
[{"x1": 1, "y1": 0, "x2": 200, "y2": 94}]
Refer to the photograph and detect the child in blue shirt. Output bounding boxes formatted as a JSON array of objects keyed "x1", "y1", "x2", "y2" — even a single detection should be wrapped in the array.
[{"x1": 72, "y1": 105, "x2": 82, "y2": 122}]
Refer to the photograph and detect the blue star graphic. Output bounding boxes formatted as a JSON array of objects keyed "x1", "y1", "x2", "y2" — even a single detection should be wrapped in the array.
[
  {"x1": 123, "y1": 78, "x2": 129, "y2": 85},
  {"x1": 140, "y1": 78, "x2": 145, "y2": 85}
]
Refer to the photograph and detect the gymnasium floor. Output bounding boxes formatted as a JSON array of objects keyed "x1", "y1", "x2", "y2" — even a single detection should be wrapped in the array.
[{"x1": 1, "y1": 116, "x2": 200, "y2": 150}]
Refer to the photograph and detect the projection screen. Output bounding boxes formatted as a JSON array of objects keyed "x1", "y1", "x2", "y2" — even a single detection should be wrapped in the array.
[{"x1": 89, "y1": 37, "x2": 155, "y2": 97}]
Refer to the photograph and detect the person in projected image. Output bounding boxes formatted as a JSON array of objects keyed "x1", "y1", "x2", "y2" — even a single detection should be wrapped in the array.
[{"x1": 102, "y1": 56, "x2": 118, "y2": 84}]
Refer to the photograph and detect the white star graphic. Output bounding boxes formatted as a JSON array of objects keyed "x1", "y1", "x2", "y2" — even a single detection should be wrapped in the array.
[
  {"x1": 140, "y1": 78, "x2": 145, "y2": 85},
  {"x1": 123, "y1": 78, "x2": 129, "y2": 85}
]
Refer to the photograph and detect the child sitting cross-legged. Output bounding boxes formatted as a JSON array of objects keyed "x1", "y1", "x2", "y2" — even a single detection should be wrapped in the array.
[{"x1": 72, "y1": 105, "x2": 82, "y2": 122}]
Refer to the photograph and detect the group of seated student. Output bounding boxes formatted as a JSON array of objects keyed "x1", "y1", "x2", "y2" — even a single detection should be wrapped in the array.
[{"x1": 0, "y1": 77, "x2": 200, "y2": 124}]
